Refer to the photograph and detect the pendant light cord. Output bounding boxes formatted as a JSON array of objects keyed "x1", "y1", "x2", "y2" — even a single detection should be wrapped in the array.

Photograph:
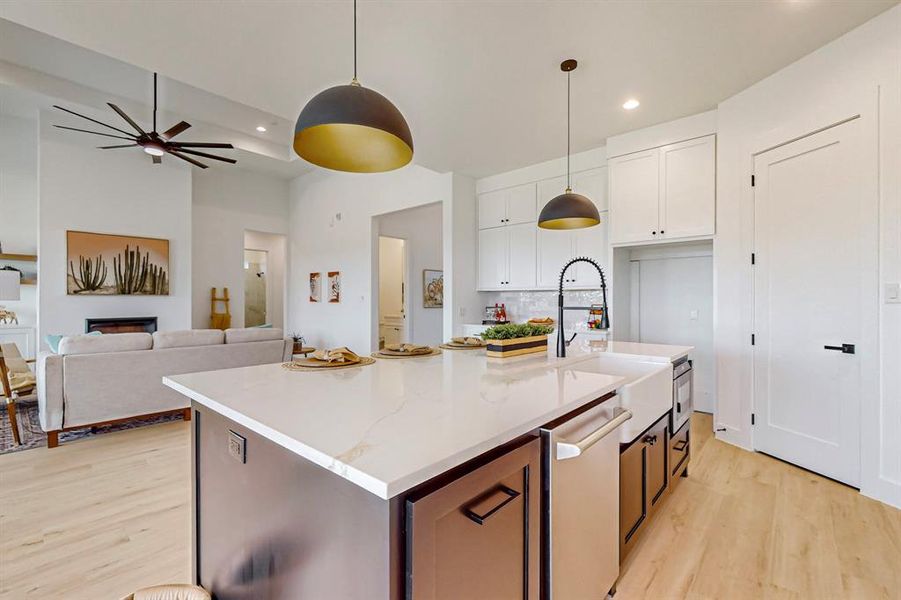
[
  {"x1": 353, "y1": 0, "x2": 358, "y2": 83},
  {"x1": 566, "y1": 70, "x2": 571, "y2": 192}
]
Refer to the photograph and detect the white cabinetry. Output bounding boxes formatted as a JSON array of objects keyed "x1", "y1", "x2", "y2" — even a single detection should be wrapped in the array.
[
  {"x1": 609, "y1": 134, "x2": 715, "y2": 245},
  {"x1": 535, "y1": 168, "x2": 609, "y2": 289},
  {"x1": 478, "y1": 183, "x2": 536, "y2": 229},
  {"x1": 478, "y1": 223, "x2": 536, "y2": 290}
]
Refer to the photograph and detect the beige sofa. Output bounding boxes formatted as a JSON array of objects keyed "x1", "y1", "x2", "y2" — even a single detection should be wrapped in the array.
[{"x1": 36, "y1": 327, "x2": 292, "y2": 447}]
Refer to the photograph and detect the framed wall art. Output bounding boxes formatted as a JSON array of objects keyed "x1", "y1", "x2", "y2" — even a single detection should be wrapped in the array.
[
  {"x1": 67, "y1": 230, "x2": 169, "y2": 296},
  {"x1": 423, "y1": 269, "x2": 443, "y2": 308},
  {"x1": 309, "y1": 272, "x2": 321, "y2": 302},
  {"x1": 327, "y1": 271, "x2": 341, "y2": 303}
]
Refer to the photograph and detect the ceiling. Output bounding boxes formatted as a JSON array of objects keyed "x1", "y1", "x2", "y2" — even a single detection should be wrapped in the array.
[{"x1": 0, "y1": 1, "x2": 897, "y2": 178}]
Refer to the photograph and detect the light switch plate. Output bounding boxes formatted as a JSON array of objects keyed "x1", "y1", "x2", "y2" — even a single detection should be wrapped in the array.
[
  {"x1": 228, "y1": 430, "x2": 246, "y2": 463},
  {"x1": 886, "y1": 283, "x2": 900, "y2": 304}
]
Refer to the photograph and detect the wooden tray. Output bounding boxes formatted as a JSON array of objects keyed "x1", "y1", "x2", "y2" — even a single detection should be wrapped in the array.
[
  {"x1": 372, "y1": 348, "x2": 442, "y2": 359},
  {"x1": 282, "y1": 356, "x2": 375, "y2": 371}
]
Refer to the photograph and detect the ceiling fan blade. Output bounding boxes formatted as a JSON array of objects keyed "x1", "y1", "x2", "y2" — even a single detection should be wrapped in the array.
[
  {"x1": 53, "y1": 124, "x2": 138, "y2": 141},
  {"x1": 53, "y1": 105, "x2": 137, "y2": 137},
  {"x1": 97, "y1": 144, "x2": 139, "y2": 149},
  {"x1": 107, "y1": 103, "x2": 146, "y2": 135},
  {"x1": 161, "y1": 121, "x2": 191, "y2": 140},
  {"x1": 176, "y1": 148, "x2": 237, "y2": 164},
  {"x1": 168, "y1": 150, "x2": 208, "y2": 169},
  {"x1": 168, "y1": 142, "x2": 234, "y2": 149},
  {"x1": 152, "y1": 155, "x2": 162, "y2": 165}
]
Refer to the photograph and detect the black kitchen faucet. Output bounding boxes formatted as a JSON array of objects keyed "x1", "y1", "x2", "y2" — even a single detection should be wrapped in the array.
[{"x1": 556, "y1": 257, "x2": 610, "y2": 358}]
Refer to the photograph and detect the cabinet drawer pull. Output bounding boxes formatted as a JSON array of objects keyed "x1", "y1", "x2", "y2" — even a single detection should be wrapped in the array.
[
  {"x1": 462, "y1": 484, "x2": 520, "y2": 525},
  {"x1": 673, "y1": 439, "x2": 688, "y2": 452}
]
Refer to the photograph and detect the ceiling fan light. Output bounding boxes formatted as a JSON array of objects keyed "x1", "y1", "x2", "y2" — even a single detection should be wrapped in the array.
[
  {"x1": 538, "y1": 191, "x2": 600, "y2": 230},
  {"x1": 293, "y1": 84, "x2": 413, "y2": 173},
  {"x1": 143, "y1": 142, "x2": 165, "y2": 156}
]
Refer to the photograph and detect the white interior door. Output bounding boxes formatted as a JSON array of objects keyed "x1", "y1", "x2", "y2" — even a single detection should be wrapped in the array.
[{"x1": 753, "y1": 116, "x2": 876, "y2": 487}]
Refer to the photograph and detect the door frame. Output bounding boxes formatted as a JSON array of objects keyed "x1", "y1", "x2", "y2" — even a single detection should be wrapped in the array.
[
  {"x1": 376, "y1": 235, "x2": 412, "y2": 346},
  {"x1": 748, "y1": 89, "x2": 880, "y2": 481}
]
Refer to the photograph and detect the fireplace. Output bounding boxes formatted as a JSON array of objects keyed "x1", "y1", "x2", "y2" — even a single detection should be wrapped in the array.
[{"x1": 85, "y1": 317, "x2": 158, "y2": 334}]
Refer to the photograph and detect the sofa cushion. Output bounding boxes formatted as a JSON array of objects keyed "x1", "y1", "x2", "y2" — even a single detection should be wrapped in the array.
[
  {"x1": 153, "y1": 329, "x2": 224, "y2": 350},
  {"x1": 58, "y1": 332, "x2": 152, "y2": 356},
  {"x1": 225, "y1": 327, "x2": 283, "y2": 344},
  {"x1": 46, "y1": 331, "x2": 100, "y2": 353}
]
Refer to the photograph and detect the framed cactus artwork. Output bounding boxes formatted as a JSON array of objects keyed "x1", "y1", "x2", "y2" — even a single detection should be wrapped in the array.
[{"x1": 66, "y1": 230, "x2": 170, "y2": 295}]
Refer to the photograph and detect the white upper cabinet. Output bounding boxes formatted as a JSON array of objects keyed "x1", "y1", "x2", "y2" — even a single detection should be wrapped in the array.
[
  {"x1": 478, "y1": 224, "x2": 536, "y2": 290},
  {"x1": 537, "y1": 229, "x2": 575, "y2": 288},
  {"x1": 658, "y1": 136, "x2": 715, "y2": 239},
  {"x1": 572, "y1": 214, "x2": 609, "y2": 287},
  {"x1": 506, "y1": 183, "x2": 538, "y2": 225},
  {"x1": 609, "y1": 150, "x2": 661, "y2": 244},
  {"x1": 571, "y1": 167, "x2": 609, "y2": 212},
  {"x1": 506, "y1": 223, "x2": 537, "y2": 289},
  {"x1": 609, "y1": 134, "x2": 715, "y2": 245},
  {"x1": 478, "y1": 189, "x2": 507, "y2": 230},
  {"x1": 478, "y1": 183, "x2": 536, "y2": 229},
  {"x1": 478, "y1": 227, "x2": 508, "y2": 290}
]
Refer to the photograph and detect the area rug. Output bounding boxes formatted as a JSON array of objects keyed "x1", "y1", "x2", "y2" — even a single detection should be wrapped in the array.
[{"x1": 0, "y1": 399, "x2": 183, "y2": 455}]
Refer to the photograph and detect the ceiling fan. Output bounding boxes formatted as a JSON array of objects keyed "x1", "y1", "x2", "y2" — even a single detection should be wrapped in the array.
[{"x1": 52, "y1": 73, "x2": 236, "y2": 169}]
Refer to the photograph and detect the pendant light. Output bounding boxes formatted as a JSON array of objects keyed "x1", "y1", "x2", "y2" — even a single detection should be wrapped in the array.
[
  {"x1": 293, "y1": 0, "x2": 413, "y2": 173},
  {"x1": 538, "y1": 59, "x2": 600, "y2": 230}
]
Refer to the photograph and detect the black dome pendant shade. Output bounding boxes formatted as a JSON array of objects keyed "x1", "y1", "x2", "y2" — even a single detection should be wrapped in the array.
[
  {"x1": 538, "y1": 59, "x2": 600, "y2": 230},
  {"x1": 293, "y1": 0, "x2": 413, "y2": 173}
]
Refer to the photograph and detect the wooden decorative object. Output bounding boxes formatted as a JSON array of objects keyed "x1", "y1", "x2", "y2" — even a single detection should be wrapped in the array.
[
  {"x1": 210, "y1": 287, "x2": 231, "y2": 330},
  {"x1": 484, "y1": 335, "x2": 549, "y2": 358}
]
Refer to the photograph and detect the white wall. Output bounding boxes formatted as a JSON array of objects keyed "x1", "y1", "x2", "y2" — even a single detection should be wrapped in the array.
[
  {"x1": 714, "y1": 5, "x2": 901, "y2": 507},
  {"x1": 0, "y1": 112, "x2": 38, "y2": 328},
  {"x1": 191, "y1": 168, "x2": 289, "y2": 329},
  {"x1": 288, "y1": 165, "x2": 452, "y2": 353},
  {"x1": 376, "y1": 202, "x2": 443, "y2": 346},
  {"x1": 443, "y1": 173, "x2": 481, "y2": 337},
  {"x1": 244, "y1": 229, "x2": 287, "y2": 330},
  {"x1": 38, "y1": 134, "x2": 192, "y2": 342}
]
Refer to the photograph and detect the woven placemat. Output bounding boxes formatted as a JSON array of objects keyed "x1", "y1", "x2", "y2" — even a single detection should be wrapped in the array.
[
  {"x1": 372, "y1": 348, "x2": 442, "y2": 359},
  {"x1": 439, "y1": 342, "x2": 486, "y2": 350},
  {"x1": 282, "y1": 356, "x2": 376, "y2": 371}
]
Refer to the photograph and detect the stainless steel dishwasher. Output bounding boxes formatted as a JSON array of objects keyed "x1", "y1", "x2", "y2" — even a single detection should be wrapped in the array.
[{"x1": 540, "y1": 399, "x2": 632, "y2": 599}]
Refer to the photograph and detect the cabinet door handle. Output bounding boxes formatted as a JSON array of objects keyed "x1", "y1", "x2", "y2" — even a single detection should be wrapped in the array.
[
  {"x1": 555, "y1": 408, "x2": 633, "y2": 460},
  {"x1": 642, "y1": 434, "x2": 658, "y2": 445},
  {"x1": 462, "y1": 484, "x2": 520, "y2": 525},
  {"x1": 660, "y1": 230, "x2": 665, "y2": 234},
  {"x1": 673, "y1": 439, "x2": 688, "y2": 452},
  {"x1": 652, "y1": 231, "x2": 657, "y2": 235}
]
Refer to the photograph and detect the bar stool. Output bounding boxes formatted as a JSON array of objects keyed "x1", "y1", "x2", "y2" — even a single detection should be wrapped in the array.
[{"x1": 121, "y1": 584, "x2": 210, "y2": 600}]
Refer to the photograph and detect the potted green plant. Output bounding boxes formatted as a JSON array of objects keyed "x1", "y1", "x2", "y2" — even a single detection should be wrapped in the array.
[{"x1": 481, "y1": 323, "x2": 554, "y2": 358}]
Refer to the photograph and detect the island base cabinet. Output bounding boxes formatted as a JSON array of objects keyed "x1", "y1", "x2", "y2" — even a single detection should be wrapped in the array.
[
  {"x1": 405, "y1": 438, "x2": 540, "y2": 600},
  {"x1": 193, "y1": 406, "x2": 404, "y2": 600}
]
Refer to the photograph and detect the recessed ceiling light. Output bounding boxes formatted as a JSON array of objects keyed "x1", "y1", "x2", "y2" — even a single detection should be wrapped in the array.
[
  {"x1": 256, "y1": 125, "x2": 267, "y2": 133},
  {"x1": 622, "y1": 99, "x2": 640, "y2": 110}
]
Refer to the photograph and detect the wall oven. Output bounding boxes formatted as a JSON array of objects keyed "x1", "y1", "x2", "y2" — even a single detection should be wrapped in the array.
[{"x1": 671, "y1": 358, "x2": 693, "y2": 432}]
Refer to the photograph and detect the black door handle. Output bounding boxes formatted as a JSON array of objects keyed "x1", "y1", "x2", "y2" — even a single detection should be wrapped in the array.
[
  {"x1": 824, "y1": 344, "x2": 855, "y2": 354},
  {"x1": 463, "y1": 484, "x2": 520, "y2": 525}
]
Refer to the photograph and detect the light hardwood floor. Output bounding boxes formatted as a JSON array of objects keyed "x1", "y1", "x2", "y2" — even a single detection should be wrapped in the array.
[{"x1": 1, "y1": 414, "x2": 899, "y2": 599}]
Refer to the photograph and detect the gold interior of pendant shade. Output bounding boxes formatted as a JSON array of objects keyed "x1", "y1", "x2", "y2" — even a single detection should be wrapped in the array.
[
  {"x1": 538, "y1": 216, "x2": 602, "y2": 230},
  {"x1": 294, "y1": 123, "x2": 413, "y2": 173}
]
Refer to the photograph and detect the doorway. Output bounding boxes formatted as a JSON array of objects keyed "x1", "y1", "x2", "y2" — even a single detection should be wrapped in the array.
[
  {"x1": 378, "y1": 236, "x2": 408, "y2": 348},
  {"x1": 244, "y1": 249, "x2": 268, "y2": 327},
  {"x1": 752, "y1": 116, "x2": 877, "y2": 487}
]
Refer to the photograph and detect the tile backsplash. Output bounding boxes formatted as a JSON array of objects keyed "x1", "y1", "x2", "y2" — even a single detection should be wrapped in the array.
[{"x1": 479, "y1": 290, "x2": 610, "y2": 331}]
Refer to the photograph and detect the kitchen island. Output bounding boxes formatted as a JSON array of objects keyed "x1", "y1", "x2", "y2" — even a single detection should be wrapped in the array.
[{"x1": 164, "y1": 342, "x2": 690, "y2": 599}]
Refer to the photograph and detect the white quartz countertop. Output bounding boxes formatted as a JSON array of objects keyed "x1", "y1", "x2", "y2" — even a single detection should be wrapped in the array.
[
  {"x1": 164, "y1": 348, "x2": 625, "y2": 500},
  {"x1": 574, "y1": 339, "x2": 692, "y2": 363}
]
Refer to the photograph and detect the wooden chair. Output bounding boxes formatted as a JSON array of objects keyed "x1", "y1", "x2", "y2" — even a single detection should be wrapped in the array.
[{"x1": 0, "y1": 342, "x2": 37, "y2": 446}]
